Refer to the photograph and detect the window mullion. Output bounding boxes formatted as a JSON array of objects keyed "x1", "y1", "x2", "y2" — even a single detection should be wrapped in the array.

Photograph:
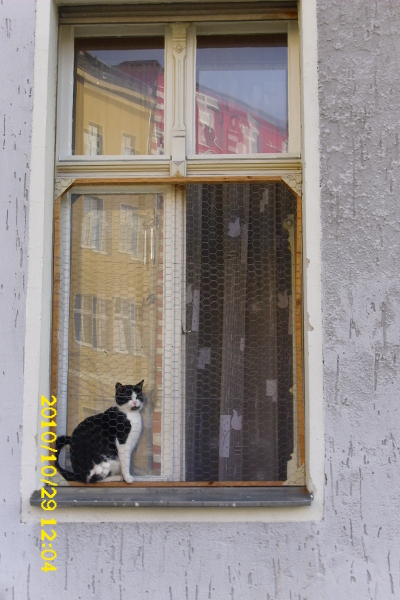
[
  {"x1": 162, "y1": 186, "x2": 176, "y2": 481},
  {"x1": 170, "y1": 23, "x2": 189, "y2": 177},
  {"x1": 185, "y1": 25, "x2": 196, "y2": 158}
]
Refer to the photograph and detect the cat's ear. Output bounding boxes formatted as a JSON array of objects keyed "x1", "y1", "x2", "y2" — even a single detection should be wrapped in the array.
[
  {"x1": 136, "y1": 380, "x2": 144, "y2": 390},
  {"x1": 116, "y1": 382, "x2": 123, "y2": 392}
]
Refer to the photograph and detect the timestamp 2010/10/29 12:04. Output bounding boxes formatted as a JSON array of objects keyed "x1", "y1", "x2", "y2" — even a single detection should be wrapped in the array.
[{"x1": 40, "y1": 395, "x2": 58, "y2": 572}]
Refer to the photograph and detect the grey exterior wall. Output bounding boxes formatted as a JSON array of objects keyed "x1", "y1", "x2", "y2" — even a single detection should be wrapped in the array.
[{"x1": 1, "y1": 0, "x2": 400, "y2": 598}]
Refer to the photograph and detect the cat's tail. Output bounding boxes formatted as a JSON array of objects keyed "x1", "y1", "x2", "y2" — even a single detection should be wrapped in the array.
[{"x1": 55, "y1": 436, "x2": 80, "y2": 482}]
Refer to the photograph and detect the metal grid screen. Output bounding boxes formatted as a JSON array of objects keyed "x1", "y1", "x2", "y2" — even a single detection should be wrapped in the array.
[
  {"x1": 185, "y1": 183, "x2": 302, "y2": 483},
  {"x1": 54, "y1": 182, "x2": 304, "y2": 485}
]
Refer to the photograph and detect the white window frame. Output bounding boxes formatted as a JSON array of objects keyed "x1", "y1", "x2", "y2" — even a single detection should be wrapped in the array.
[
  {"x1": 56, "y1": 20, "x2": 300, "y2": 173},
  {"x1": 22, "y1": 0, "x2": 323, "y2": 523},
  {"x1": 55, "y1": 19, "x2": 303, "y2": 484}
]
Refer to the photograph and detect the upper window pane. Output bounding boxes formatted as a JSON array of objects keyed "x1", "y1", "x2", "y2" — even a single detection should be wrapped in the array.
[
  {"x1": 196, "y1": 35, "x2": 288, "y2": 155},
  {"x1": 73, "y1": 38, "x2": 165, "y2": 156}
]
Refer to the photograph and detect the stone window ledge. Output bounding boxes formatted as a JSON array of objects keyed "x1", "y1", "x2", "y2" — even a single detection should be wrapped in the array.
[{"x1": 31, "y1": 486, "x2": 312, "y2": 508}]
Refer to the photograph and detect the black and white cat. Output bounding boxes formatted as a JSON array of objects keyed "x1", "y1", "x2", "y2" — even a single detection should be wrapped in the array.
[{"x1": 55, "y1": 381, "x2": 145, "y2": 484}]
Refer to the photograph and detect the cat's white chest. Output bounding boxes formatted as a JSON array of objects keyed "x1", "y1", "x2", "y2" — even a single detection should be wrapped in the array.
[
  {"x1": 116, "y1": 411, "x2": 143, "y2": 483},
  {"x1": 124, "y1": 411, "x2": 143, "y2": 449}
]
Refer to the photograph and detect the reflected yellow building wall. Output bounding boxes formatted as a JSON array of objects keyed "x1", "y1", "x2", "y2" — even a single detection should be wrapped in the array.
[
  {"x1": 67, "y1": 193, "x2": 163, "y2": 476},
  {"x1": 74, "y1": 66, "x2": 156, "y2": 156}
]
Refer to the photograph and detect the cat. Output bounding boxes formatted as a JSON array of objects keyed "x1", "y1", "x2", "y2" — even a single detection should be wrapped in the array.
[{"x1": 55, "y1": 380, "x2": 145, "y2": 484}]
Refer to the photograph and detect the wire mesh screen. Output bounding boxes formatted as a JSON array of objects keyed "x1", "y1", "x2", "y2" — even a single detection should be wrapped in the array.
[
  {"x1": 185, "y1": 183, "x2": 304, "y2": 484},
  {"x1": 54, "y1": 182, "x2": 303, "y2": 485},
  {"x1": 56, "y1": 191, "x2": 164, "y2": 483}
]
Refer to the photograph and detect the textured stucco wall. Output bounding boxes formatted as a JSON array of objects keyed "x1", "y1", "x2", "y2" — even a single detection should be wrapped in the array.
[{"x1": 1, "y1": 1, "x2": 400, "y2": 598}]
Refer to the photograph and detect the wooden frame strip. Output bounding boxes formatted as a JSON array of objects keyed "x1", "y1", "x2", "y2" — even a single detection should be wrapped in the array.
[
  {"x1": 296, "y1": 191, "x2": 305, "y2": 465},
  {"x1": 282, "y1": 173, "x2": 304, "y2": 469},
  {"x1": 61, "y1": 175, "x2": 298, "y2": 187},
  {"x1": 66, "y1": 480, "x2": 285, "y2": 488},
  {"x1": 50, "y1": 195, "x2": 61, "y2": 451},
  {"x1": 59, "y1": 3, "x2": 297, "y2": 25}
]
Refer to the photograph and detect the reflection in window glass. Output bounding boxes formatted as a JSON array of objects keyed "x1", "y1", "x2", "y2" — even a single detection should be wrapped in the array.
[
  {"x1": 196, "y1": 35, "x2": 288, "y2": 155},
  {"x1": 121, "y1": 133, "x2": 137, "y2": 156},
  {"x1": 67, "y1": 192, "x2": 164, "y2": 477},
  {"x1": 81, "y1": 196, "x2": 105, "y2": 252},
  {"x1": 119, "y1": 204, "x2": 144, "y2": 260},
  {"x1": 73, "y1": 38, "x2": 165, "y2": 156}
]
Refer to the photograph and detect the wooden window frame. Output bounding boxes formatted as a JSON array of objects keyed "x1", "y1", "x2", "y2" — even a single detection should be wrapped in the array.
[{"x1": 52, "y1": 174, "x2": 303, "y2": 488}]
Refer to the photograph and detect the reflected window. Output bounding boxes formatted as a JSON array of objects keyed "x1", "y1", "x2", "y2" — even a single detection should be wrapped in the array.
[
  {"x1": 81, "y1": 196, "x2": 106, "y2": 252},
  {"x1": 84, "y1": 123, "x2": 102, "y2": 155},
  {"x1": 119, "y1": 204, "x2": 144, "y2": 260},
  {"x1": 122, "y1": 133, "x2": 137, "y2": 156},
  {"x1": 73, "y1": 37, "x2": 165, "y2": 156},
  {"x1": 114, "y1": 298, "x2": 136, "y2": 355},
  {"x1": 74, "y1": 294, "x2": 107, "y2": 350},
  {"x1": 196, "y1": 35, "x2": 288, "y2": 155}
]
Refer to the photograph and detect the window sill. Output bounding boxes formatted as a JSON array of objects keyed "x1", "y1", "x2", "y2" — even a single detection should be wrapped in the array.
[{"x1": 30, "y1": 486, "x2": 312, "y2": 508}]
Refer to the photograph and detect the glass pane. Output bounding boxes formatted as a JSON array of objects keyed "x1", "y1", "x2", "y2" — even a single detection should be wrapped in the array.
[
  {"x1": 195, "y1": 35, "x2": 288, "y2": 155},
  {"x1": 73, "y1": 38, "x2": 165, "y2": 156},
  {"x1": 185, "y1": 183, "x2": 300, "y2": 482},
  {"x1": 66, "y1": 192, "x2": 164, "y2": 479}
]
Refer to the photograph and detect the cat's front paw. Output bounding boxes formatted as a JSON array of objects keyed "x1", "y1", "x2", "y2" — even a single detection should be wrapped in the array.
[{"x1": 123, "y1": 474, "x2": 135, "y2": 484}]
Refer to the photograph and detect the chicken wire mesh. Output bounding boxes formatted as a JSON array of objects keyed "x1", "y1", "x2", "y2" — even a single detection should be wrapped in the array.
[
  {"x1": 53, "y1": 182, "x2": 304, "y2": 485},
  {"x1": 185, "y1": 183, "x2": 303, "y2": 484}
]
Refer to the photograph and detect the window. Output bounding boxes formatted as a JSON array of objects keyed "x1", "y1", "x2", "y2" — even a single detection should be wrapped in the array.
[
  {"x1": 114, "y1": 298, "x2": 143, "y2": 356},
  {"x1": 73, "y1": 294, "x2": 107, "y2": 349},
  {"x1": 52, "y1": 11, "x2": 304, "y2": 488},
  {"x1": 122, "y1": 133, "x2": 137, "y2": 156},
  {"x1": 80, "y1": 195, "x2": 106, "y2": 251},
  {"x1": 119, "y1": 204, "x2": 144, "y2": 260}
]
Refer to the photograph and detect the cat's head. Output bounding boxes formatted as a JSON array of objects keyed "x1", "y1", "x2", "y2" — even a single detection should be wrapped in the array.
[{"x1": 115, "y1": 380, "x2": 146, "y2": 413}]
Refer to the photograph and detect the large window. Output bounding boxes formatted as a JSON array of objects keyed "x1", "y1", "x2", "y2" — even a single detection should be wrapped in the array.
[{"x1": 53, "y1": 14, "x2": 303, "y2": 487}]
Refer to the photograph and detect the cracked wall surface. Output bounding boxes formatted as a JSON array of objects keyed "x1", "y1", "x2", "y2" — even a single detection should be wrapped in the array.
[{"x1": 1, "y1": 1, "x2": 400, "y2": 598}]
